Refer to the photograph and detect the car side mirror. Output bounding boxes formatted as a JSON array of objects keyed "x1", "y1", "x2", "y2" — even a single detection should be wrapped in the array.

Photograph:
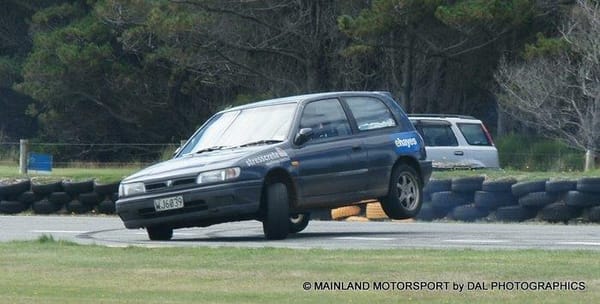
[{"x1": 294, "y1": 128, "x2": 313, "y2": 146}]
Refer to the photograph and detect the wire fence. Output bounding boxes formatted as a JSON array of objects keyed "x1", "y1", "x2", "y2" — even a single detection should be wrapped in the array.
[
  {"x1": 0, "y1": 140, "x2": 592, "y2": 171},
  {"x1": 0, "y1": 141, "x2": 181, "y2": 168}
]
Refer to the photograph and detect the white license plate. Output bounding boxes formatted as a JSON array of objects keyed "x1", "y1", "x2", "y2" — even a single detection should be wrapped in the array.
[{"x1": 154, "y1": 196, "x2": 184, "y2": 212}]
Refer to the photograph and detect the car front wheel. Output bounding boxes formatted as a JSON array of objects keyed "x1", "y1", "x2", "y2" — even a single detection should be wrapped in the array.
[
  {"x1": 147, "y1": 226, "x2": 173, "y2": 241},
  {"x1": 262, "y1": 183, "x2": 290, "y2": 240},
  {"x1": 380, "y1": 164, "x2": 422, "y2": 219}
]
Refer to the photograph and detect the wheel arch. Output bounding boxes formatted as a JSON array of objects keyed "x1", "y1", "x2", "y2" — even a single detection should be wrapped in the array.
[
  {"x1": 259, "y1": 168, "x2": 298, "y2": 215},
  {"x1": 391, "y1": 156, "x2": 423, "y2": 186}
]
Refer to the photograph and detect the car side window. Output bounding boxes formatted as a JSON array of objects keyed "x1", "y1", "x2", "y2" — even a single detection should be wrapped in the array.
[
  {"x1": 345, "y1": 97, "x2": 397, "y2": 131},
  {"x1": 299, "y1": 99, "x2": 351, "y2": 142},
  {"x1": 418, "y1": 124, "x2": 458, "y2": 147}
]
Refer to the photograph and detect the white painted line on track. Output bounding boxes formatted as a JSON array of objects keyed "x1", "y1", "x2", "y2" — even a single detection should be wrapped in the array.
[
  {"x1": 443, "y1": 239, "x2": 509, "y2": 244},
  {"x1": 31, "y1": 230, "x2": 88, "y2": 234},
  {"x1": 334, "y1": 237, "x2": 397, "y2": 241},
  {"x1": 556, "y1": 241, "x2": 600, "y2": 246}
]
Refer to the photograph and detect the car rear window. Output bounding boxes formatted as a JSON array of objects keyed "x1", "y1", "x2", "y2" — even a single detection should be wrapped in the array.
[
  {"x1": 457, "y1": 123, "x2": 491, "y2": 146},
  {"x1": 417, "y1": 124, "x2": 458, "y2": 147}
]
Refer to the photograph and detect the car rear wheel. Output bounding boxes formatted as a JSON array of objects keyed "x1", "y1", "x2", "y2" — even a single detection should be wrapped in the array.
[
  {"x1": 147, "y1": 226, "x2": 173, "y2": 241},
  {"x1": 380, "y1": 164, "x2": 422, "y2": 219},
  {"x1": 289, "y1": 213, "x2": 310, "y2": 233},
  {"x1": 262, "y1": 182, "x2": 290, "y2": 240}
]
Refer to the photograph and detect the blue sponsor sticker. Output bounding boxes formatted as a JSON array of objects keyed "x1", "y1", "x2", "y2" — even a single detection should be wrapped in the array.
[{"x1": 390, "y1": 132, "x2": 421, "y2": 154}]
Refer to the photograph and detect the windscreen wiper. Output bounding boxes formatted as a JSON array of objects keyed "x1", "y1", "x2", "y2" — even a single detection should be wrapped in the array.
[
  {"x1": 195, "y1": 146, "x2": 229, "y2": 154},
  {"x1": 236, "y1": 140, "x2": 283, "y2": 148}
]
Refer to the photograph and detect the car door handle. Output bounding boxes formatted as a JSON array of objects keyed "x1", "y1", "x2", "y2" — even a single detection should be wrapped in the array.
[
  {"x1": 454, "y1": 151, "x2": 464, "y2": 156},
  {"x1": 352, "y1": 145, "x2": 362, "y2": 151}
]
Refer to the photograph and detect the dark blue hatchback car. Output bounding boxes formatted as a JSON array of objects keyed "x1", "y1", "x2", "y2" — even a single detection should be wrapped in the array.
[{"x1": 116, "y1": 92, "x2": 432, "y2": 240}]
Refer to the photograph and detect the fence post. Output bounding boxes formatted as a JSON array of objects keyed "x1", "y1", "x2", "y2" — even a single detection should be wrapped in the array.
[{"x1": 19, "y1": 139, "x2": 29, "y2": 175}]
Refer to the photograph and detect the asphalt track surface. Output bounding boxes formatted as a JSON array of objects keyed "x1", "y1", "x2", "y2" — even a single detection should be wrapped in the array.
[{"x1": 2, "y1": 215, "x2": 600, "y2": 250}]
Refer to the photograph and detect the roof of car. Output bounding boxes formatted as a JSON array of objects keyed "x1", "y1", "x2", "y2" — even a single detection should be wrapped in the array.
[
  {"x1": 408, "y1": 114, "x2": 481, "y2": 122},
  {"x1": 223, "y1": 91, "x2": 393, "y2": 112}
]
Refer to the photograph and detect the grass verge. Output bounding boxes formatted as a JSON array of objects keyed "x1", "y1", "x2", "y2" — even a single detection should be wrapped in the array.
[
  {"x1": 0, "y1": 237, "x2": 599, "y2": 303},
  {"x1": 0, "y1": 165, "x2": 140, "y2": 183}
]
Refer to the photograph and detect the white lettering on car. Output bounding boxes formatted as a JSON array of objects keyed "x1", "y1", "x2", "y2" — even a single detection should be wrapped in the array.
[
  {"x1": 395, "y1": 137, "x2": 418, "y2": 148},
  {"x1": 245, "y1": 148, "x2": 289, "y2": 166}
]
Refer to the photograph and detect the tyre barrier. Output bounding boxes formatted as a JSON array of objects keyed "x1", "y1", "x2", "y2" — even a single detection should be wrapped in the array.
[
  {"x1": 415, "y1": 177, "x2": 600, "y2": 224},
  {"x1": 0, "y1": 179, "x2": 121, "y2": 216},
  {"x1": 2, "y1": 176, "x2": 600, "y2": 225}
]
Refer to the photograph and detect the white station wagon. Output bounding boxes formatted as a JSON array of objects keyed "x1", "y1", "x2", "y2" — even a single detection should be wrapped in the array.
[{"x1": 409, "y1": 114, "x2": 500, "y2": 169}]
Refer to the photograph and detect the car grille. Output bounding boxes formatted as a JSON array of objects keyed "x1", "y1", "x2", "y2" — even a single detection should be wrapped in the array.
[{"x1": 145, "y1": 177, "x2": 197, "y2": 192}]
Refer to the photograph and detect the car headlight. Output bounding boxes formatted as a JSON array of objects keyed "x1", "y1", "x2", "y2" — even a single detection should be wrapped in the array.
[
  {"x1": 118, "y1": 182, "x2": 146, "y2": 197},
  {"x1": 197, "y1": 167, "x2": 240, "y2": 185}
]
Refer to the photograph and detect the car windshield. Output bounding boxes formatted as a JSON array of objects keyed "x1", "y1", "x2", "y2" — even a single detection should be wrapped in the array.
[{"x1": 181, "y1": 103, "x2": 296, "y2": 155}]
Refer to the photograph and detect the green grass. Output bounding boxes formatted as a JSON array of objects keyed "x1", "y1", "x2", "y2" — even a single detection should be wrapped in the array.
[
  {"x1": 0, "y1": 165, "x2": 140, "y2": 183},
  {"x1": 0, "y1": 238, "x2": 598, "y2": 303}
]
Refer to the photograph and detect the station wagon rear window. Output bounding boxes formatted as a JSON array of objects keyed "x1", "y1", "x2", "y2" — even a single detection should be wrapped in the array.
[{"x1": 457, "y1": 123, "x2": 491, "y2": 146}]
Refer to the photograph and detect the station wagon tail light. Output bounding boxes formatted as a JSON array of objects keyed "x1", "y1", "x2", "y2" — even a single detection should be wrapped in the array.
[
  {"x1": 118, "y1": 182, "x2": 146, "y2": 197},
  {"x1": 197, "y1": 167, "x2": 241, "y2": 185},
  {"x1": 481, "y1": 124, "x2": 495, "y2": 146}
]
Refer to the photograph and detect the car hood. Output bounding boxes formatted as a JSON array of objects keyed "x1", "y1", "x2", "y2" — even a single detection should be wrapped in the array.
[{"x1": 122, "y1": 146, "x2": 272, "y2": 183}]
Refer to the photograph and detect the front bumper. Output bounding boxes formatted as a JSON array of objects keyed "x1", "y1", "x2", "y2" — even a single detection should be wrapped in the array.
[{"x1": 116, "y1": 179, "x2": 263, "y2": 229}]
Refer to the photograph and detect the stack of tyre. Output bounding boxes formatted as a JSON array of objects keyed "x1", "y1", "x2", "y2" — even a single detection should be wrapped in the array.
[
  {"x1": 420, "y1": 177, "x2": 495, "y2": 222},
  {"x1": 520, "y1": 178, "x2": 600, "y2": 223},
  {"x1": 0, "y1": 180, "x2": 32, "y2": 214},
  {"x1": 474, "y1": 178, "x2": 520, "y2": 221},
  {"x1": 94, "y1": 181, "x2": 120, "y2": 214},
  {"x1": 416, "y1": 179, "x2": 451, "y2": 221},
  {"x1": 0, "y1": 179, "x2": 121, "y2": 215}
]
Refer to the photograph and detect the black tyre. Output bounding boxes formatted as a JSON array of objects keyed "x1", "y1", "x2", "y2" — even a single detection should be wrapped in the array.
[
  {"x1": 450, "y1": 204, "x2": 488, "y2": 222},
  {"x1": 586, "y1": 206, "x2": 600, "y2": 223},
  {"x1": 94, "y1": 181, "x2": 120, "y2": 196},
  {"x1": 431, "y1": 191, "x2": 471, "y2": 212},
  {"x1": 17, "y1": 191, "x2": 42, "y2": 206},
  {"x1": 380, "y1": 164, "x2": 422, "y2": 219},
  {"x1": 0, "y1": 180, "x2": 31, "y2": 197},
  {"x1": 0, "y1": 200, "x2": 28, "y2": 214},
  {"x1": 495, "y1": 206, "x2": 537, "y2": 222},
  {"x1": 48, "y1": 192, "x2": 71, "y2": 205},
  {"x1": 96, "y1": 199, "x2": 116, "y2": 214},
  {"x1": 147, "y1": 226, "x2": 173, "y2": 241},
  {"x1": 451, "y1": 176, "x2": 484, "y2": 193},
  {"x1": 577, "y1": 178, "x2": 600, "y2": 193},
  {"x1": 481, "y1": 179, "x2": 517, "y2": 192},
  {"x1": 289, "y1": 213, "x2": 310, "y2": 233},
  {"x1": 262, "y1": 183, "x2": 290, "y2": 240},
  {"x1": 511, "y1": 180, "x2": 547, "y2": 197},
  {"x1": 79, "y1": 192, "x2": 101, "y2": 206},
  {"x1": 62, "y1": 180, "x2": 94, "y2": 195},
  {"x1": 423, "y1": 179, "x2": 452, "y2": 193},
  {"x1": 539, "y1": 203, "x2": 580, "y2": 223},
  {"x1": 32, "y1": 199, "x2": 61, "y2": 214},
  {"x1": 518, "y1": 192, "x2": 558, "y2": 209},
  {"x1": 565, "y1": 191, "x2": 600, "y2": 208},
  {"x1": 474, "y1": 190, "x2": 517, "y2": 211},
  {"x1": 31, "y1": 181, "x2": 63, "y2": 196},
  {"x1": 545, "y1": 180, "x2": 576, "y2": 193},
  {"x1": 415, "y1": 204, "x2": 446, "y2": 221},
  {"x1": 65, "y1": 200, "x2": 93, "y2": 214}
]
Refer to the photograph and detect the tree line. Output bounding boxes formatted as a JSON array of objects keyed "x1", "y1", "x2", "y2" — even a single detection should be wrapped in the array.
[{"x1": 0, "y1": 0, "x2": 596, "y2": 164}]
